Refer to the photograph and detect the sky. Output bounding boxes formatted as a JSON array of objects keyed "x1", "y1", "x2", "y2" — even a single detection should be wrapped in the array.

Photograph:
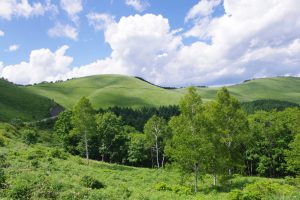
[{"x1": 0, "y1": 0, "x2": 300, "y2": 86}]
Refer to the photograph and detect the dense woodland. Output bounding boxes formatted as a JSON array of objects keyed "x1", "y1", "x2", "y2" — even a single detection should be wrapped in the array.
[{"x1": 50, "y1": 88, "x2": 300, "y2": 191}]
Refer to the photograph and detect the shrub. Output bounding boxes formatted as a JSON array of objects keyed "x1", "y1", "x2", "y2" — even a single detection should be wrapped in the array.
[
  {"x1": 22, "y1": 129, "x2": 38, "y2": 145},
  {"x1": 9, "y1": 183, "x2": 32, "y2": 200},
  {"x1": 154, "y1": 182, "x2": 172, "y2": 191},
  {"x1": 228, "y1": 180, "x2": 296, "y2": 200},
  {"x1": 0, "y1": 134, "x2": 7, "y2": 146},
  {"x1": 0, "y1": 168, "x2": 7, "y2": 189},
  {"x1": 80, "y1": 175, "x2": 105, "y2": 189},
  {"x1": 50, "y1": 148, "x2": 68, "y2": 160},
  {"x1": 0, "y1": 154, "x2": 9, "y2": 168}
]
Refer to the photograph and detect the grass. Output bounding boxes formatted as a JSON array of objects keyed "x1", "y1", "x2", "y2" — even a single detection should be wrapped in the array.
[
  {"x1": 0, "y1": 123, "x2": 299, "y2": 200},
  {"x1": 1, "y1": 75, "x2": 300, "y2": 122},
  {"x1": 27, "y1": 75, "x2": 300, "y2": 111},
  {"x1": 0, "y1": 79, "x2": 56, "y2": 122}
]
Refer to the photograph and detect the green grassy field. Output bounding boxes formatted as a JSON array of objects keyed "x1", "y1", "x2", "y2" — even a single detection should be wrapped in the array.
[
  {"x1": 0, "y1": 79, "x2": 56, "y2": 122},
  {"x1": 27, "y1": 75, "x2": 300, "y2": 110},
  {"x1": 1, "y1": 123, "x2": 299, "y2": 200}
]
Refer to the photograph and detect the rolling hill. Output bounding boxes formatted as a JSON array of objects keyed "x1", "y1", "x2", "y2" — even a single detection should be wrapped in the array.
[
  {"x1": 25, "y1": 75, "x2": 183, "y2": 109},
  {"x1": 1, "y1": 75, "x2": 300, "y2": 122},
  {"x1": 0, "y1": 78, "x2": 56, "y2": 122},
  {"x1": 27, "y1": 75, "x2": 300, "y2": 110}
]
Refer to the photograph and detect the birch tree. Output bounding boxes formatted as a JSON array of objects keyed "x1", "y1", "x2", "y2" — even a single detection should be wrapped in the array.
[
  {"x1": 166, "y1": 87, "x2": 213, "y2": 193},
  {"x1": 72, "y1": 97, "x2": 96, "y2": 163},
  {"x1": 144, "y1": 115, "x2": 170, "y2": 168}
]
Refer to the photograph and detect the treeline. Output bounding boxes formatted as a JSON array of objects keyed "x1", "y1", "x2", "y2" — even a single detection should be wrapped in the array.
[{"x1": 53, "y1": 89, "x2": 300, "y2": 192}]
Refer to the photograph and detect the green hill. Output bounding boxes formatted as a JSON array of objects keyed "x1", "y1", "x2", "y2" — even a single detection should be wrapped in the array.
[
  {"x1": 1, "y1": 75, "x2": 299, "y2": 122},
  {"x1": 0, "y1": 79, "x2": 56, "y2": 122},
  {"x1": 26, "y1": 75, "x2": 182, "y2": 109},
  {"x1": 27, "y1": 75, "x2": 300, "y2": 110},
  {"x1": 187, "y1": 76, "x2": 300, "y2": 103}
]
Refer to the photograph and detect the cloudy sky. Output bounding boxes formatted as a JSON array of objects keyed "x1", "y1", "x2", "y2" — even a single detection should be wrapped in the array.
[{"x1": 0, "y1": 0, "x2": 300, "y2": 86}]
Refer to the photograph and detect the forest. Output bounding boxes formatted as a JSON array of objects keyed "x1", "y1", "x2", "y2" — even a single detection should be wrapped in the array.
[{"x1": 1, "y1": 87, "x2": 300, "y2": 199}]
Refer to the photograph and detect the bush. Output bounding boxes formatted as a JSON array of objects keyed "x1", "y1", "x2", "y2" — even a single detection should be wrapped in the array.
[
  {"x1": 80, "y1": 175, "x2": 105, "y2": 189},
  {"x1": 0, "y1": 154, "x2": 9, "y2": 168},
  {"x1": 0, "y1": 168, "x2": 7, "y2": 189},
  {"x1": 50, "y1": 148, "x2": 68, "y2": 160},
  {"x1": 0, "y1": 134, "x2": 7, "y2": 146},
  {"x1": 9, "y1": 183, "x2": 32, "y2": 200},
  {"x1": 22, "y1": 129, "x2": 38, "y2": 145},
  {"x1": 154, "y1": 182, "x2": 172, "y2": 191},
  {"x1": 228, "y1": 180, "x2": 296, "y2": 200}
]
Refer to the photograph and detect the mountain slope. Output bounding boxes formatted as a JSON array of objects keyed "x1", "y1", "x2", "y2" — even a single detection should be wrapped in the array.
[
  {"x1": 0, "y1": 78, "x2": 56, "y2": 122},
  {"x1": 26, "y1": 75, "x2": 182, "y2": 109},
  {"x1": 188, "y1": 76, "x2": 300, "y2": 103},
  {"x1": 27, "y1": 75, "x2": 300, "y2": 110}
]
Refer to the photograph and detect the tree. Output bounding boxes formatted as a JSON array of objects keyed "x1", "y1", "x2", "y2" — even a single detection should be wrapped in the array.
[
  {"x1": 166, "y1": 87, "x2": 213, "y2": 193},
  {"x1": 72, "y1": 97, "x2": 96, "y2": 162},
  {"x1": 209, "y1": 87, "x2": 248, "y2": 179},
  {"x1": 54, "y1": 110, "x2": 72, "y2": 139},
  {"x1": 95, "y1": 112, "x2": 124, "y2": 162},
  {"x1": 144, "y1": 115, "x2": 170, "y2": 168},
  {"x1": 286, "y1": 132, "x2": 300, "y2": 175},
  {"x1": 127, "y1": 132, "x2": 150, "y2": 166}
]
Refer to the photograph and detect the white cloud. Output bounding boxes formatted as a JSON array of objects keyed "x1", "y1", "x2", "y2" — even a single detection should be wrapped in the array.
[
  {"x1": 48, "y1": 23, "x2": 78, "y2": 40},
  {"x1": 185, "y1": 0, "x2": 221, "y2": 22},
  {"x1": 86, "y1": 12, "x2": 115, "y2": 31},
  {"x1": 125, "y1": 0, "x2": 149, "y2": 12},
  {"x1": 2, "y1": 1, "x2": 300, "y2": 86},
  {"x1": 7, "y1": 44, "x2": 20, "y2": 52},
  {"x1": 0, "y1": 30, "x2": 4, "y2": 37},
  {"x1": 0, "y1": 0, "x2": 57, "y2": 20},
  {"x1": 60, "y1": 0, "x2": 82, "y2": 24},
  {"x1": 1, "y1": 45, "x2": 73, "y2": 84}
]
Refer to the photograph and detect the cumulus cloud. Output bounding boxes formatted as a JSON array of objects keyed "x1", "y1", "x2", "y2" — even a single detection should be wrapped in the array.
[
  {"x1": 185, "y1": 0, "x2": 222, "y2": 22},
  {"x1": 7, "y1": 44, "x2": 20, "y2": 52},
  {"x1": 2, "y1": 0, "x2": 300, "y2": 86},
  {"x1": 1, "y1": 45, "x2": 73, "y2": 84},
  {"x1": 60, "y1": 0, "x2": 82, "y2": 24},
  {"x1": 125, "y1": 0, "x2": 149, "y2": 12},
  {"x1": 48, "y1": 23, "x2": 78, "y2": 40},
  {"x1": 0, "y1": 30, "x2": 4, "y2": 37},
  {"x1": 0, "y1": 0, "x2": 57, "y2": 20},
  {"x1": 86, "y1": 12, "x2": 115, "y2": 31}
]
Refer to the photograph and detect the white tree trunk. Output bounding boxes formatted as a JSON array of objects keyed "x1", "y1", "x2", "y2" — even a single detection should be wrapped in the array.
[
  {"x1": 84, "y1": 131, "x2": 89, "y2": 163},
  {"x1": 155, "y1": 136, "x2": 160, "y2": 168}
]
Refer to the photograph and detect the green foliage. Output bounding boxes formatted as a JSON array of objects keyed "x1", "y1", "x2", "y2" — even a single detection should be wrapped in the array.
[
  {"x1": 241, "y1": 99, "x2": 299, "y2": 114},
  {"x1": 144, "y1": 115, "x2": 170, "y2": 168},
  {"x1": 0, "y1": 134, "x2": 7, "y2": 146},
  {"x1": 0, "y1": 168, "x2": 7, "y2": 189},
  {"x1": 9, "y1": 182, "x2": 33, "y2": 200},
  {"x1": 80, "y1": 175, "x2": 105, "y2": 189},
  {"x1": 54, "y1": 110, "x2": 72, "y2": 138},
  {"x1": 127, "y1": 132, "x2": 149, "y2": 165},
  {"x1": 285, "y1": 133, "x2": 300, "y2": 175},
  {"x1": 154, "y1": 182, "x2": 192, "y2": 195},
  {"x1": 50, "y1": 148, "x2": 69, "y2": 160},
  {"x1": 166, "y1": 87, "x2": 213, "y2": 192},
  {"x1": 22, "y1": 129, "x2": 38, "y2": 145},
  {"x1": 228, "y1": 180, "x2": 296, "y2": 200}
]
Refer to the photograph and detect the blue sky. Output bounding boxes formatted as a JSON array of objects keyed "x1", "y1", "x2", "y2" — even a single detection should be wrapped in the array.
[
  {"x1": 1, "y1": 0, "x2": 213, "y2": 66},
  {"x1": 0, "y1": 0, "x2": 299, "y2": 86}
]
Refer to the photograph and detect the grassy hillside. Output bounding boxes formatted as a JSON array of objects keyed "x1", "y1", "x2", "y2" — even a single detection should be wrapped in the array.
[
  {"x1": 1, "y1": 123, "x2": 299, "y2": 200},
  {"x1": 26, "y1": 75, "x2": 182, "y2": 109},
  {"x1": 187, "y1": 76, "x2": 300, "y2": 103},
  {"x1": 0, "y1": 79, "x2": 56, "y2": 122},
  {"x1": 27, "y1": 75, "x2": 300, "y2": 111}
]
